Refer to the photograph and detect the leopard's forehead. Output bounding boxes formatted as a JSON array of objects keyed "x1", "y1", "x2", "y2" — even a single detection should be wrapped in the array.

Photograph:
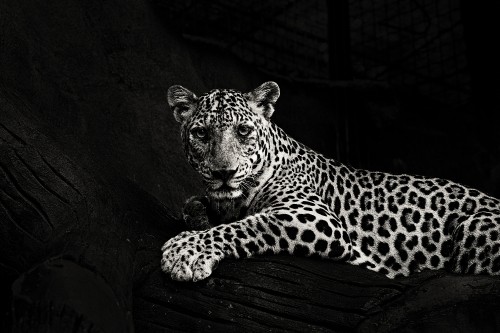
[{"x1": 192, "y1": 89, "x2": 255, "y2": 125}]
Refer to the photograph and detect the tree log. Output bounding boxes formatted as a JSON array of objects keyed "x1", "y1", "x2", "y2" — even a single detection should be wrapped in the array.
[{"x1": 135, "y1": 256, "x2": 500, "y2": 332}]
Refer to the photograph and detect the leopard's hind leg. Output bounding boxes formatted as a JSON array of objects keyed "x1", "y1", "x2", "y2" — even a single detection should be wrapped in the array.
[{"x1": 448, "y1": 210, "x2": 500, "y2": 275}]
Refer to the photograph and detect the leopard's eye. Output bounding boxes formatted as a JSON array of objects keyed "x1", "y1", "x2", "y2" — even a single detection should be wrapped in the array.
[
  {"x1": 237, "y1": 124, "x2": 252, "y2": 137},
  {"x1": 191, "y1": 127, "x2": 208, "y2": 140}
]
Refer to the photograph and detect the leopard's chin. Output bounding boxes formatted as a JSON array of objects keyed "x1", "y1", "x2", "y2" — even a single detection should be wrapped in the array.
[{"x1": 208, "y1": 188, "x2": 243, "y2": 200}]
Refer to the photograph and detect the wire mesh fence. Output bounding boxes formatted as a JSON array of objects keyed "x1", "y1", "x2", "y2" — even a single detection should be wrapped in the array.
[
  {"x1": 350, "y1": 0, "x2": 469, "y2": 106},
  {"x1": 158, "y1": 0, "x2": 469, "y2": 106}
]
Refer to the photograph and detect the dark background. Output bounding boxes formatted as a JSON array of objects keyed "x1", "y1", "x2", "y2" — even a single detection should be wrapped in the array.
[{"x1": 1, "y1": 0, "x2": 500, "y2": 332}]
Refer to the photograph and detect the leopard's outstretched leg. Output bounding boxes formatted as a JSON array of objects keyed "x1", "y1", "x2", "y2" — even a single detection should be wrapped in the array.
[
  {"x1": 448, "y1": 210, "x2": 500, "y2": 275},
  {"x1": 161, "y1": 192, "x2": 352, "y2": 281}
]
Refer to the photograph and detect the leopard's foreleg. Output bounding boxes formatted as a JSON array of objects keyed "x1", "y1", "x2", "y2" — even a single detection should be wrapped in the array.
[{"x1": 161, "y1": 195, "x2": 352, "y2": 281}]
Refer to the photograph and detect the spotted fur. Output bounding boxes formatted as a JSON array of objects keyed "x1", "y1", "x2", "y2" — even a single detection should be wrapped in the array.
[{"x1": 161, "y1": 81, "x2": 500, "y2": 281}]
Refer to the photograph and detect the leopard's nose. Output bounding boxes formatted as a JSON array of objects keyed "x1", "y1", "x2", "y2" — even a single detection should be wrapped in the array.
[{"x1": 211, "y1": 168, "x2": 237, "y2": 182}]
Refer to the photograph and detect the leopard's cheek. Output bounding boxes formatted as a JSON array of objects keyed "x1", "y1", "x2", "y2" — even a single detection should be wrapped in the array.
[
  {"x1": 242, "y1": 137, "x2": 257, "y2": 156},
  {"x1": 187, "y1": 141, "x2": 208, "y2": 173},
  {"x1": 239, "y1": 139, "x2": 258, "y2": 174}
]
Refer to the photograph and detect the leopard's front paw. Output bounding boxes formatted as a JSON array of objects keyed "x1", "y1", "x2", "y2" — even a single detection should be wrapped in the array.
[
  {"x1": 160, "y1": 230, "x2": 224, "y2": 282},
  {"x1": 182, "y1": 196, "x2": 212, "y2": 231}
]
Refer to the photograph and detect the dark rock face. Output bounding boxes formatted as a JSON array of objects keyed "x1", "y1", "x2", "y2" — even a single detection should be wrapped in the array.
[{"x1": 1, "y1": 0, "x2": 500, "y2": 332}]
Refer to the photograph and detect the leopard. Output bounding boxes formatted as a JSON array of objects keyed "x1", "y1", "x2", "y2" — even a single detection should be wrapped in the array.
[{"x1": 161, "y1": 81, "x2": 500, "y2": 282}]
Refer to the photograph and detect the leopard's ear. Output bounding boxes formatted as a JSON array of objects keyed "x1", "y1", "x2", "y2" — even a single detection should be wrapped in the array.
[
  {"x1": 244, "y1": 81, "x2": 280, "y2": 119},
  {"x1": 167, "y1": 85, "x2": 198, "y2": 123}
]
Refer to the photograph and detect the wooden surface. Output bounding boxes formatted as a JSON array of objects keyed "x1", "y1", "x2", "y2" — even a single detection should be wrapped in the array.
[{"x1": 135, "y1": 256, "x2": 500, "y2": 332}]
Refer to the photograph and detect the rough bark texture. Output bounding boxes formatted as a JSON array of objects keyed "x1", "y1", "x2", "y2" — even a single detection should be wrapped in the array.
[
  {"x1": 136, "y1": 258, "x2": 500, "y2": 332},
  {"x1": 1, "y1": 0, "x2": 500, "y2": 332}
]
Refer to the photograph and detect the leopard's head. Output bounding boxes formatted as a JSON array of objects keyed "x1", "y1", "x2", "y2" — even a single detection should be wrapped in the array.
[{"x1": 168, "y1": 82, "x2": 280, "y2": 200}]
